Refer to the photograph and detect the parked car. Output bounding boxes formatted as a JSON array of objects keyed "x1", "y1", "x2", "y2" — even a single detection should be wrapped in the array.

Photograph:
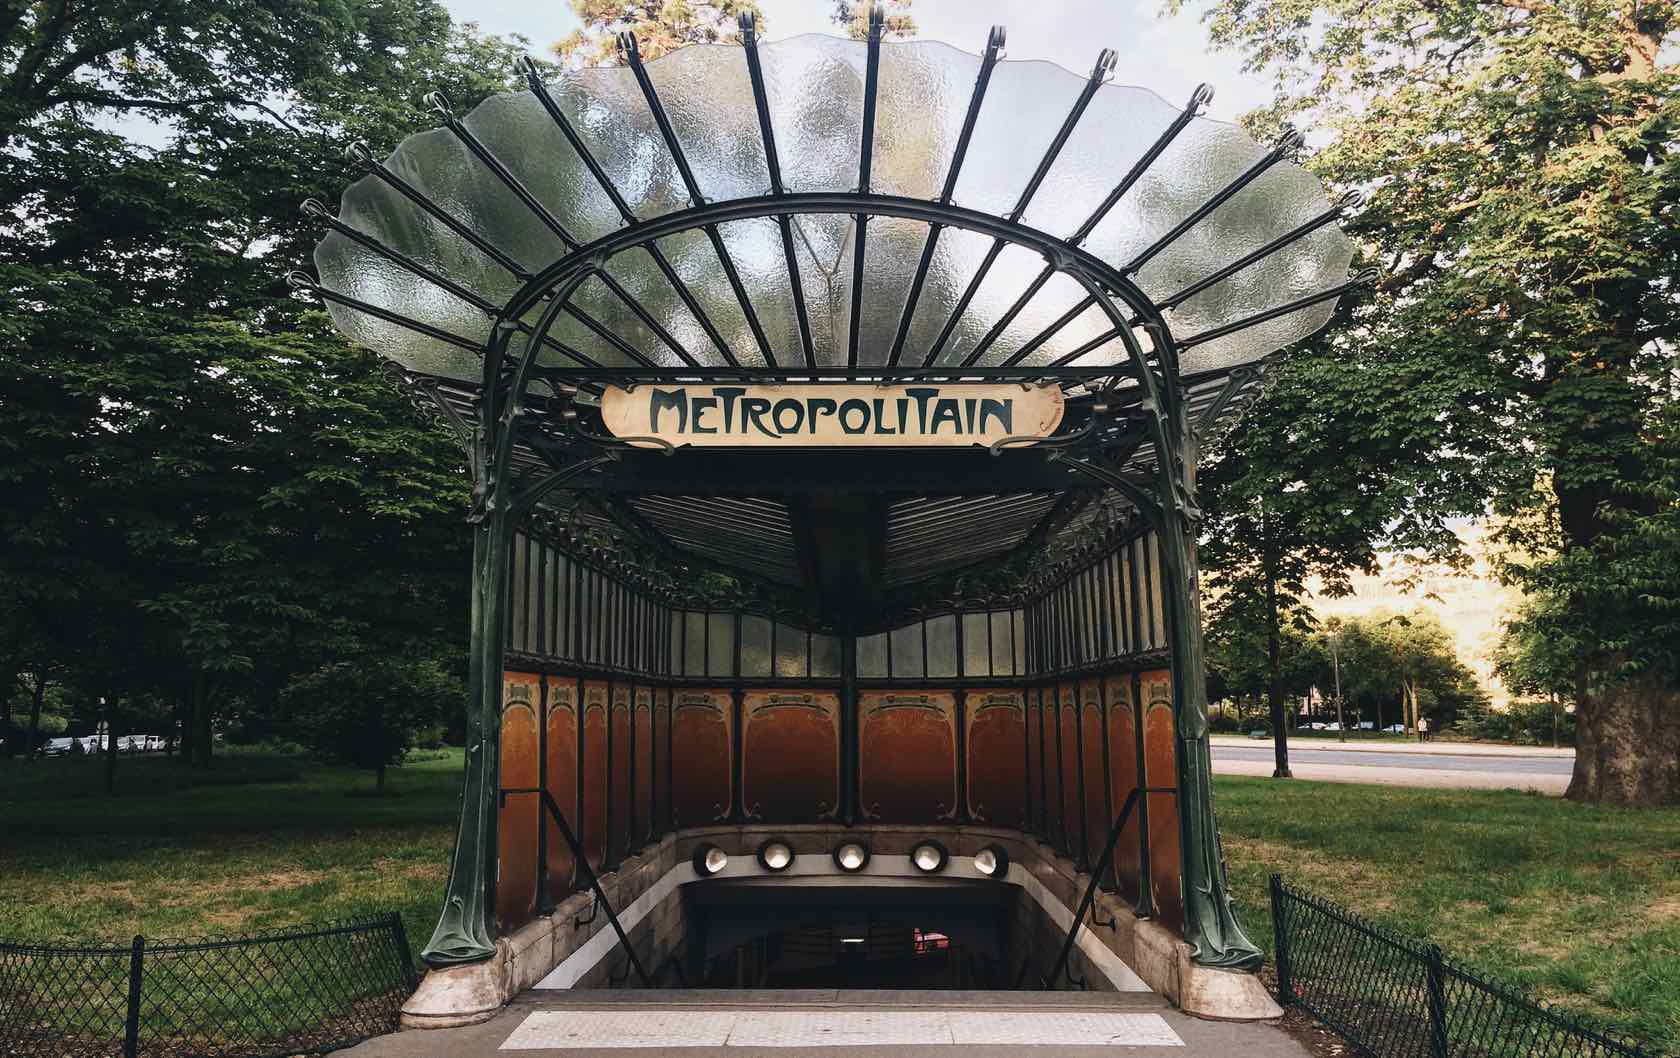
[
  {"x1": 1324, "y1": 722, "x2": 1341, "y2": 731},
  {"x1": 1383, "y1": 723, "x2": 1405, "y2": 733},
  {"x1": 143, "y1": 734, "x2": 166, "y2": 752},
  {"x1": 1358, "y1": 721, "x2": 1375, "y2": 730},
  {"x1": 44, "y1": 737, "x2": 74, "y2": 756}
]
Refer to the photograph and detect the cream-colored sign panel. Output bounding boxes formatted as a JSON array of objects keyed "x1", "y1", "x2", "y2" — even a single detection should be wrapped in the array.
[{"x1": 599, "y1": 384, "x2": 1064, "y2": 449}]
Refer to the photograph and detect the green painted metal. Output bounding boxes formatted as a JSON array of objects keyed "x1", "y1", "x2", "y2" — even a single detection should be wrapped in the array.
[{"x1": 1065, "y1": 272, "x2": 1263, "y2": 972}]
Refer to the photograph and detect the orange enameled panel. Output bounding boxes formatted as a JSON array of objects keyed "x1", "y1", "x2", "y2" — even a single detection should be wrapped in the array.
[
  {"x1": 671, "y1": 689, "x2": 732, "y2": 827},
  {"x1": 1141, "y1": 670, "x2": 1183, "y2": 934},
  {"x1": 654, "y1": 687, "x2": 671, "y2": 830},
  {"x1": 634, "y1": 686, "x2": 653, "y2": 847},
  {"x1": 1057, "y1": 683, "x2": 1081, "y2": 857},
  {"x1": 543, "y1": 678, "x2": 579, "y2": 896},
  {"x1": 741, "y1": 690, "x2": 839, "y2": 822},
  {"x1": 609, "y1": 686, "x2": 632, "y2": 864},
  {"x1": 581, "y1": 680, "x2": 609, "y2": 871},
  {"x1": 966, "y1": 689, "x2": 1026, "y2": 828},
  {"x1": 1104, "y1": 675, "x2": 1141, "y2": 902},
  {"x1": 1080, "y1": 679, "x2": 1108, "y2": 867},
  {"x1": 858, "y1": 690, "x2": 956, "y2": 823},
  {"x1": 1024, "y1": 687, "x2": 1041, "y2": 833},
  {"x1": 497, "y1": 671, "x2": 541, "y2": 931}
]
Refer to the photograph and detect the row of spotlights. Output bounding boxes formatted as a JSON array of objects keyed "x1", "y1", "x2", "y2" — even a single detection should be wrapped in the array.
[{"x1": 690, "y1": 840, "x2": 1010, "y2": 879}]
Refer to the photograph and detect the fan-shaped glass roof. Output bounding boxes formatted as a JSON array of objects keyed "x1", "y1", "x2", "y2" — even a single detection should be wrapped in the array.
[
  {"x1": 299, "y1": 24, "x2": 1360, "y2": 622},
  {"x1": 307, "y1": 31, "x2": 1354, "y2": 383}
]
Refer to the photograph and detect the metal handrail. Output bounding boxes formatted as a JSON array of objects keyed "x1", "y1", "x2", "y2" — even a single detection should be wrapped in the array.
[
  {"x1": 1025, "y1": 784, "x2": 1177, "y2": 990},
  {"x1": 499, "y1": 786, "x2": 653, "y2": 988}
]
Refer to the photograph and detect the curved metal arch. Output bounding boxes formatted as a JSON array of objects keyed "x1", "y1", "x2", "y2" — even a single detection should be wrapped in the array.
[{"x1": 492, "y1": 191, "x2": 1181, "y2": 376}]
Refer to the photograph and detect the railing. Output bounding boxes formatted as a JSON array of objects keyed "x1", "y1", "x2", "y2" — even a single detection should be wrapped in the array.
[
  {"x1": 1270, "y1": 876, "x2": 1653, "y2": 1058},
  {"x1": 0, "y1": 913, "x2": 415, "y2": 1058}
]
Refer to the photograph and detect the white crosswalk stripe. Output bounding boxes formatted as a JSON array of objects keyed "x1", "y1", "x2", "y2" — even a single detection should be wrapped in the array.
[{"x1": 498, "y1": 1008, "x2": 1184, "y2": 1049}]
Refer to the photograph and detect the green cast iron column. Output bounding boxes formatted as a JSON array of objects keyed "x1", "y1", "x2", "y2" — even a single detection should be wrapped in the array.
[
  {"x1": 1153, "y1": 445, "x2": 1263, "y2": 971},
  {"x1": 1062, "y1": 269, "x2": 1261, "y2": 971},
  {"x1": 422, "y1": 500, "x2": 512, "y2": 965}
]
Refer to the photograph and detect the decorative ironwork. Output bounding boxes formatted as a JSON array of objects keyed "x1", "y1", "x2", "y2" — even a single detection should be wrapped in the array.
[{"x1": 299, "y1": 24, "x2": 1363, "y2": 977}]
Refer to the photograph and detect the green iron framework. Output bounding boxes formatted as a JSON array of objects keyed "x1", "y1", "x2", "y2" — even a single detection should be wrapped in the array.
[{"x1": 297, "y1": 10, "x2": 1365, "y2": 978}]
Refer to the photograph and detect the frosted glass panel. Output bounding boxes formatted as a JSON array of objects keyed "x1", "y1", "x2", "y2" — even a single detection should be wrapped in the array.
[
  {"x1": 811, "y1": 633, "x2": 842, "y2": 678},
  {"x1": 740, "y1": 615, "x2": 772, "y2": 677},
  {"x1": 990, "y1": 611, "x2": 1014, "y2": 676},
  {"x1": 925, "y1": 615, "x2": 958, "y2": 679},
  {"x1": 890, "y1": 623, "x2": 924, "y2": 679},
  {"x1": 774, "y1": 623, "x2": 808, "y2": 678},
  {"x1": 857, "y1": 632, "x2": 888, "y2": 678},
  {"x1": 962, "y1": 613, "x2": 990, "y2": 677},
  {"x1": 707, "y1": 612, "x2": 734, "y2": 677},
  {"x1": 684, "y1": 611, "x2": 705, "y2": 675},
  {"x1": 315, "y1": 35, "x2": 1353, "y2": 388}
]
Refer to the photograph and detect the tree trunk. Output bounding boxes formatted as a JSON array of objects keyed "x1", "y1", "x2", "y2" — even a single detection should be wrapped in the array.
[
  {"x1": 377, "y1": 760, "x2": 387, "y2": 792},
  {"x1": 25, "y1": 674, "x2": 46, "y2": 759},
  {"x1": 188, "y1": 673, "x2": 215, "y2": 768},
  {"x1": 1567, "y1": 670, "x2": 1680, "y2": 805},
  {"x1": 104, "y1": 696, "x2": 118, "y2": 794},
  {"x1": 1263, "y1": 514, "x2": 1291, "y2": 778}
]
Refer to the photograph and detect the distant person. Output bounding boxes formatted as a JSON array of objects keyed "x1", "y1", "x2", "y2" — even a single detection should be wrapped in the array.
[{"x1": 1418, "y1": 717, "x2": 1431, "y2": 742}]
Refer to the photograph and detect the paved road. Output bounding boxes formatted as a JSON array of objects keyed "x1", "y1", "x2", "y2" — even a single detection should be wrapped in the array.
[{"x1": 1211, "y1": 741, "x2": 1573, "y2": 793}]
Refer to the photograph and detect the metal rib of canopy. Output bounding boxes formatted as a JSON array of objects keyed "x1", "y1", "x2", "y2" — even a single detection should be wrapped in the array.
[{"x1": 299, "y1": 18, "x2": 1358, "y2": 623}]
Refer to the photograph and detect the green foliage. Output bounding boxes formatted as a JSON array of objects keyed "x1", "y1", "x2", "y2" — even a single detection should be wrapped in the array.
[
  {"x1": 1176, "y1": 0, "x2": 1679, "y2": 797},
  {"x1": 831, "y1": 0, "x2": 917, "y2": 39},
  {"x1": 554, "y1": 0, "x2": 766, "y2": 66},
  {"x1": 1208, "y1": 606, "x2": 1488, "y2": 731},
  {"x1": 0, "y1": 1, "x2": 545, "y2": 774}
]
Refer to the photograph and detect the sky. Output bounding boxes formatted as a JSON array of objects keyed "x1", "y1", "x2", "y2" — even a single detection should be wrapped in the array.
[{"x1": 443, "y1": 0, "x2": 1276, "y2": 119}]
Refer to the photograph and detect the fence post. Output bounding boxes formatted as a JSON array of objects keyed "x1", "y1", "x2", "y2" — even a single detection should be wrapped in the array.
[
  {"x1": 1269, "y1": 874, "x2": 1291, "y2": 1007},
  {"x1": 123, "y1": 935, "x2": 145, "y2": 1058},
  {"x1": 1425, "y1": 943, "x2": 1449, "y2": 1058},
  {"x1": 389, "y1": 912, "x2": 418, "y2": 991}
]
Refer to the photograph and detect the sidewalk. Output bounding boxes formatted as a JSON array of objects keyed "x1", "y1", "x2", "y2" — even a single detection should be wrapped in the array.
[
  {"x1": 338, "y1": 990, "x2": 1314, "y2": 1057},
  {"x1": 1209, "y1": 735, "x2": 1575, "y2": 759}
]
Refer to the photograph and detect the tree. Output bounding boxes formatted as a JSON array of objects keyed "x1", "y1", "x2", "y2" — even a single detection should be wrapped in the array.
[
  {"x1": 1, "y1": 2, "x2": 519, "y2": 776},
  {"x1": 1177, "y1": 0, "x2": 1680, "y2": 803},
  {"x1": 831, "y1": 1, "x2": 917, "y2": 39},
  {"x1": 554, "y1": 0, "x2": 765, "y2": 66}
]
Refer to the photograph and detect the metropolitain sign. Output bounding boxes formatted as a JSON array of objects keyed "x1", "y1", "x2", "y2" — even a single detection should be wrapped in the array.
[{"x1": 599, "y1": 384, "x2": 1065, "y2": 449}]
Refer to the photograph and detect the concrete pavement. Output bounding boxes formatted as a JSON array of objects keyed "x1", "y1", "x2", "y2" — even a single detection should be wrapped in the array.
[{"x1": 337, "y1": 989, "x2": 1313, "y2": 1057}]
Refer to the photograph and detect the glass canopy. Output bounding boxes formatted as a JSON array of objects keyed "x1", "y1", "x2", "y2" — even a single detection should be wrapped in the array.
[
  {"x1": 309, "y1": 32, "x2": 1354, "y2": 384},
  {"x1": 299, "y1": 24, "x2": 1360, "y2": 621}
]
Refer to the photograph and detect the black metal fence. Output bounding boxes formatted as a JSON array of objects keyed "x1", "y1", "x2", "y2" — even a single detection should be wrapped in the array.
[
  {"x1": 1270, "y1": 876, "x2": 1652, "y2": 1058},
  {"x1": 0, "y1": 913, "x2": 416, "y2": 1058}
]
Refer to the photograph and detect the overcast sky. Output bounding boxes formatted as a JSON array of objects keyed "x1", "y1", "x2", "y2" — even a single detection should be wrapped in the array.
[{"x1": 444, "y1": 0, "x2": 1275, "y2": 119}]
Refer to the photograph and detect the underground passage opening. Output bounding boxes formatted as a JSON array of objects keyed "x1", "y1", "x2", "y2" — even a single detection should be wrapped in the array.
[{"x1": 683, "y1": 882, "x2": 1017, "y2": 990}]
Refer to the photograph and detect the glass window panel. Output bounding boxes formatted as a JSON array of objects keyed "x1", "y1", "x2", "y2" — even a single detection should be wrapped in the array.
[
  {"x1": 811, "y1": 633, "x2": 842, "y2": 678},
  {"x1": 890, "y1": 623, "x2": 924, "y2": 679},
  {"x1": 684, "y1": 611, "x2": 706, "y2": 676},
  {"x1": 526, "y1": 546, "x2": 542, "y2": 655},
  {"x1": 774, "y1": 623, "x2": 808, "y2": 678},
  {"x1": 661, "y1": 607, "x2": 675, "y2": 675},
  {"x1": 857, "y1": 632, "x2": 888, "y2": 678},
  {"x1": 962, "y1": 612, "x2": 990, "y2": 677},
  {"x1": 1149, "y1": 535, "x2": 1168, "y2": 650},
  {"x1": 990, "y1": 611, "x2": 1013, "y2": 676},
  {"x1": 708, "y1": 612, "x2": 734, "y2": 677},
  {"x1": 925, "y1": 615, "x2": 957, "y2": 678},
  {"x1": 740, "y1": 615, "x2": 772, "y2": 677},
  {"x1": 1118, "y1": 548, "x2": 1135, "y2": 655},
  {"x1": 509, "y1": 535, "x2": 528, "y2": 651},
  {"x1": 1012, "y1": 609, "x2": 1026, "y2": 676}
]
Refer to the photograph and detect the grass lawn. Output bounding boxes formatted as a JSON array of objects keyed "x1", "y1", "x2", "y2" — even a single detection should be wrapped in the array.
[
  {"x1": 1215, "y1": 775, "x2": 1680, "y2": 1051},
  {"x1": 0, "y1": 750, "x2": 462, "y2": 961},
  {"x1": 3, "y1": 753, "x2": 1673, "y2": 1052}
]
